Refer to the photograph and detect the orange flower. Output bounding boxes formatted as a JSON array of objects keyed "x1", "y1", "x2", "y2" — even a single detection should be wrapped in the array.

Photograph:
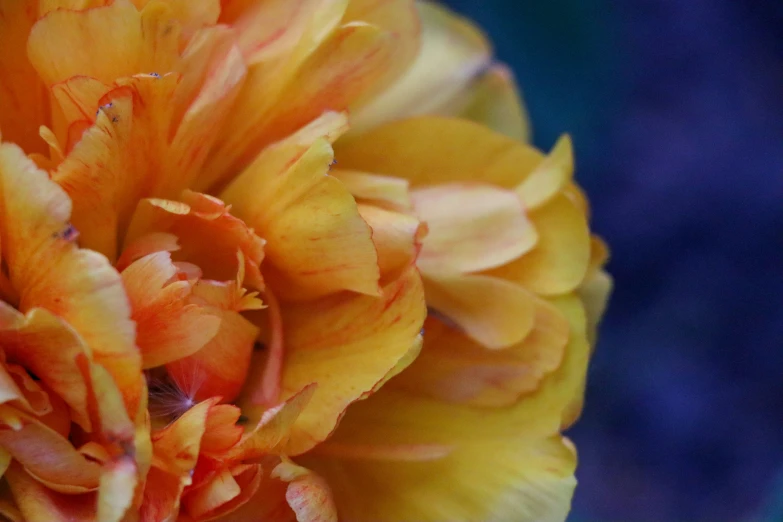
[{"x1": 0, "y1": 1, "x2": 608, "y2": 521}]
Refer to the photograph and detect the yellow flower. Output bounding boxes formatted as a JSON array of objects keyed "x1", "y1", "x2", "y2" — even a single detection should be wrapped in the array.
[{"x1": 0, "y1": 1, "x2": 609, "y2": 521}]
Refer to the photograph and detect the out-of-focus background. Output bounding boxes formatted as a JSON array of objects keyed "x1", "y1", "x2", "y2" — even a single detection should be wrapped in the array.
[{"x1": 441, "y1": 1, "x2": 783, "y2": 521}]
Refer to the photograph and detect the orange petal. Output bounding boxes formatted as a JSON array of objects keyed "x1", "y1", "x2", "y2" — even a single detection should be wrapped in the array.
[
  {"x1": 52, "y1": 76, "x2": 180, "y2": 260},
  {"x1": 139, "y1": 465, "x2": 186, "y2": 522},
  {"x1": 206, "y1": 16, "x2": 401, "y2": 178},
  {"x1": 358, "y1": 203, "x2": 425, "y2": 284},
  {"x1": 412, "y1": 183, "x2": 536, "y2": 274},
  {"x1": 393, "y1": 299, "x2": 568, "y2": 407},
  {"x1": 5, "y1": 463, "x2": 97, "y2": 522},
  {"x1": 151, "y1": 398, "x2": 216, "y2": 476},
  {"x1": 336, "y1": 116, "x2": 544, "y2": 188},
  {"x1": 182, "y1": 464, "x2": 262, "y2": 520},
  {"x1": 486, "y1": 194, "x2": 591, "y2": 296},
  {"x1": 200, "y1": 404, "x2": 244, "y2": 455},
  {"x1": 0, "y1": 2, "x2": 50, "y2": 155},
  {"x1": 263, "y1": 267, "x2": 425, "y2": 455},
  {"x1": 157, "y1": 26, "x2": 247, "y2": 198},
  {"x1": 424, "y1": 274, "x2": 536, "y2": 349},
  {"x1": 221, "y1": 133, "x2": 380, "y2": 301},
  {"x1": 130, "y1": 0, "x2": 220, "y2": 42},
  {"x1": 272, "y1": 459, "x2": 337, "y2": 522},
  {"x1": 166, "y1": 295, "x2": 258, "y2": 403},
  {"x1": 122, "y1": 252, "x2": 220, "y2": 368},
  {"x1": 28, "y1": 0, "x2": 180, "y2": 87},
  {"x1": 116, "y1": 232, "x2": 180, "y2": 271},
  {"x1": 125, "y1": 192, "x2": 265, "y2": 291},
  {"x1": 0, "y1": 143, "x2": 142, "y2": 417},
  {"x1": 349, "y1": 1, "x2": 489, "y2": 134},
  {"x1": 0, "y1": 406, "x2": 101, "y2": 493}
]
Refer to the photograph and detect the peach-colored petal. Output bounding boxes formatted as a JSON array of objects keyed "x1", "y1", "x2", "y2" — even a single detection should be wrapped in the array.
[
  {"x1": 0, "y1": 2, "x2": 50, "y2": 155},
  {"x1": 5, "y1": 463, "x2": 96, "y2": 522},
  {"x1": 336, "y1": 116, "x2": 544, "y2": 188},
  {"x1": 0, "y1": 406, "x2": 101, "y2": 493},
  {"x1": 151, "y1": 398, "x2": 217, "y2": 476},
  {"x1": 209, "y1": 466, "x2": 293, "y2": 521},
  {"x1": 358, "y1": 203, "x2": 426, "y2": 284},
  {"x1": 486, "y1": 194, "x2": 591, "y2": 295},
  {"x1": 122, "y1": 252, "x2": 220, "y2": 368},
  {"x1": 0, "y1": 143, "x2": 141, "y2": 416},
  {"x1": 130, "y1": 0, "x2": 220, "y2": 42},
  {"x1": 97, "y1": 456, "x2": 137, "y2": 522},
  {"x1": 182, "y1": 464, "x2": 263, "y2": 520},
  {"x1": 125, "y1": 192, "x2": 265, "y2": 291},
  {"x1": 272, "y1": 459, "x2": 337, "y2": 522},
  {"x1": 331, "y1": 169, "x2": 412, "y2": 212},
  {"x1": 200, "y1": 404, "x2": 244, "y2": 455},
  {"x1": 349, "y1": 1, "x2": 488, "y2": 134},
  {"x1": 139, "y1": 465, "x2": 185, "y2": 522},
  {"x1": 116, "y1": 232, "x2": 180, "y2": 271},
  {"x1": 28, "y1": 0, "x2": 180, "y2": 87},
  {"x1": 412, "y1": 183, "x2": 536, "y2": 274},
  {"x1": 424, "y1": 274, "x2": 536, "y2": 349},
  {"x1": 221, "y1": 132, "x2": 380, "y2": 301},
  {"x1": 258, "y1": 267, "x2": 425, "y2": 455}
]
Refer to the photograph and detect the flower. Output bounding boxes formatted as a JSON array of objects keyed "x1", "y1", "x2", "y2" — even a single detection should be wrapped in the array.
[{"x1": 0, "y1": 1, "x2": 609, "y2": 521}]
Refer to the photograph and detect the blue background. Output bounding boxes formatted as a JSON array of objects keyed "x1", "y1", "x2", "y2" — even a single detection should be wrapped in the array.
[{"x1": 441, "y1": 1, "x2": 783, "y2": 521}]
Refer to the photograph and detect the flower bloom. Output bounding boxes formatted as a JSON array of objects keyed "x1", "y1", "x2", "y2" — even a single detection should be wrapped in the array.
[{"x1": 0, "y1": 1, "x2": 610, "y2": 521}]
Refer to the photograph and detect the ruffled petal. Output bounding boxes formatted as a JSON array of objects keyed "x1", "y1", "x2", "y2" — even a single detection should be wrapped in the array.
[
  {"x1": 245, "y1": 268, "x2": 425, "y2": 455},
  {"x1": 412, "y1": 183, "x2": 536, "y2": 274},
  {"x1": 358, "y1": 204, "x2": 425, "y2": 284},
  {"x1": 221, "y1": 126, "x2": 380, "y2": 301},
  {"x1": 516, "y1": 135, "x2": 574, "y2": 211},
  {"x1": 5, "y1": 463, "x2": 96, "y2": 522},
  {"x1": 272, "y1": 459, "x2": 337, "y2": 522}
]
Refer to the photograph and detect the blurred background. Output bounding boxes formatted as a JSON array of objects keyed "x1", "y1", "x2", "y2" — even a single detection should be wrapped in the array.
[{"x1": 441, "y1": 1, "x2": 783, "y2": 521}]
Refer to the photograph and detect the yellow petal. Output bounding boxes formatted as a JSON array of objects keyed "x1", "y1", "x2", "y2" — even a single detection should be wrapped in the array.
[
  {"x1": 222, "y1": 134, "x2": 380, "y2": 301},
  {"x1": 130, "y1": 0, "x2": 220, "y2": 42},
  {"x1": 412, "y1": 183, "x2": 536, "y2": 274},
  {"x1": 0, "y1": 142, "x2": 142, "y2": 416},
  {"x1": 28, "y1": 0, "x2": 180, "y2": 87},
  {"x1": 578, "y1": 269, "x2": 613, "y2": 347},
  {"x1": 336, "y1": 116, "x2": 543, "y2": 188},
  {"x1": 0, "y1": 2, "x2": 50, "y2": 155},
  {"x1": 151, "y1": 398, "x2": 215, "y2": 476},
  {"x1": 424, "y1": 274, "x2": 536, "y2": 349},
  {"x1": 458, "y1": 64, "x2": 531, "y2": 142},
  {"x1": 303, "y1": 435, "x2": 576, "y2": 522},
  {"x1": 393, "y1": 298, "x2": 568, "y2": 407},
  {"x1": 266, "y1": 267, "x2": 425, "y2": 455},
  {"x1": 516, "y1": 135, "x2": 574, "y2": 210},
  {"x1": 97, "y1": 456, "x2": 137, "y2": 522},
  {"x1": 121, "y1": 252, "x2": 220, "y2": 368},
  {"x1": 349, "y1": 1, "x2": 489, "y2": 134},
  {"x1": 486, "y1": 194, "x2": 591, "y2": 296}
]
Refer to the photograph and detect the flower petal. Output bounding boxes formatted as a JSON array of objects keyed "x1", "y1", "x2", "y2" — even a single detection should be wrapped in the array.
[
  {"x1": 5, "y1": 463, "x2": 96, "y2": 522},
  {"x1": 486, "y1": 194, "x2": 591, "y2": 296},
  {"x1": 121, "y1": 252, "x2": 220, "y2": 368},
  {"x1": 393, "y1": 298, "x2": 568, "y2": 407},
  {"x1": 28, "y1": 0, "x2": 180, "y2": 87},
  {"x1": 272, "y1": 459, "x2": 337, "y2": 522},
  {"x1": 97, "y1": 456, "x2": 137, "y2": 522},
  {"x1": 0, "y1": 2, "x2": 50, "y2": 154},
  {"x1": 336, "y1": 116, "x2": 544, "y2": 188},
  {"x1": 183, "y1": 464, "x2": 263, "y2": 520},
  {"x1": 515, "y1": 135, "x2": 574, "y2": 211},
  {"x1": 125, "y1": 192, "x2": 265, "y2": 291},
  {"x1": 221, "y1": 132, "x2": 380, "y2": 301},
  {"x1": 458, "y1": 64, "x2": 531, "y2": 142},
  {"x1": 0, "y1": 143, "x2": 141, "y2": 415},
  {"x1": 358, "y1": 204, "x2": 425, "y2": 284},
  {"x1": 260, "y1": 267, "x2": 425, "y2": 455},
  {"x1": 151, "y1": 398, "x2": 216, "y2": 476},
  {"x1": 303, "y1": 435, "x2": 576, "y2": 522},
  {"x1": 349, "y1": 1, "x2": 489, "y2": 134},
  {"x1": 331, "y1": 169, "x2": 412, "y2": 212},
  {"x1": 424, "y1": 274, "x2": 536, "y2": 349},
  {"x1": 139, "y1": 465, "x2": 185, "y2": 522},
  {"x1": 412, "y1": 183, "x2": 536, "y2": 274}
]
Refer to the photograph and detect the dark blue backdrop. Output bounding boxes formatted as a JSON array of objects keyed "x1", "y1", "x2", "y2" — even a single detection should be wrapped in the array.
[{"x1": 442, "y1": 1, "x2": 783, "y2": 521}]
